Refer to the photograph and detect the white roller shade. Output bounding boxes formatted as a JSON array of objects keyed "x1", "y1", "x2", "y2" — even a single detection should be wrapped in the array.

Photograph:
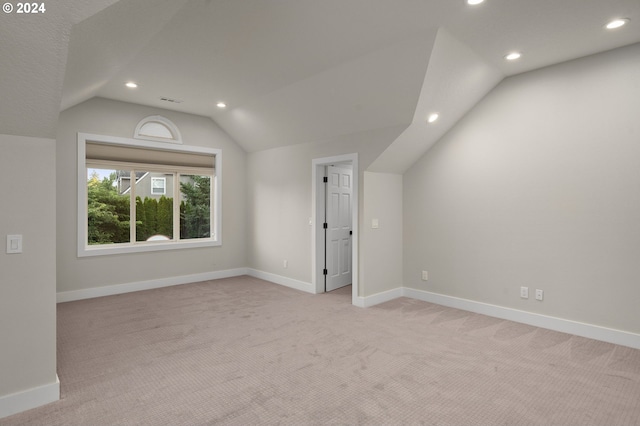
[{"x1": 86, "y1": 142, "x2": 214, "y2": 169}]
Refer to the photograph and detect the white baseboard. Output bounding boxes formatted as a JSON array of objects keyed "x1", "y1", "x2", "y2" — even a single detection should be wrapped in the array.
[
  {"x1": 56, "y1": 269, "x2": 640, "y2": 350},
  {"x1": 246, "y1": 269, "x2": 314, "y2": 294},
  {"x1": 402, "y1": 287, "x2": 640, "y2": 350},
  {"x1": 0, "y1": 374, "x2": 59, "y2": 419},
  {"x1": 57, "y1": 268, "x2": 248, "y2": 303},
  {"x1": 355, "y1": 287, "x2": 403, "y2": 308}
]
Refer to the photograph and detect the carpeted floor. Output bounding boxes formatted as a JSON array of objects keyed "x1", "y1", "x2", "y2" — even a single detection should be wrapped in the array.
[{"x1": 4, "y1": 275, "x2": 640, "y2": 425}]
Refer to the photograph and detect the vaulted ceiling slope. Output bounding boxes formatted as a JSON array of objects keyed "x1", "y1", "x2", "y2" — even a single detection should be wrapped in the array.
[
  {"x1": 369, "y1": 28, "x2": 504, "y2": 173},
  {"x1": 0, "y1": 0, "x2": 120, "y2": 138},
  {"x1": 61, "y1": 0, "x2": 190, "y2": 112},
  {"x1": 2, "y1": 0, "x2": 640, "y2": 162}
]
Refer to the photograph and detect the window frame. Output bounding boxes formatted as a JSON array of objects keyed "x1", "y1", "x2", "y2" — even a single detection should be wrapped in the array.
[
  {"x1": 150, "y1": 176, "x2": 166, "y2": 195},
  {"x1": 78, "y1": 132, "x2": 222, "y2": 257}
]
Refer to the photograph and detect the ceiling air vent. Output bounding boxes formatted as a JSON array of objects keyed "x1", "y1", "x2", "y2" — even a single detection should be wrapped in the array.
[{"x1": 160, "y1": 97, "x2": 184, "y2": 104}]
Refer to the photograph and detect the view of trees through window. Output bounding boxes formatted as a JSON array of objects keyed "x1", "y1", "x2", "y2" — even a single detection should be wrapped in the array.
[
  {"x1": 87, "y1": 170, "x2": 130, "y2": 244},
  {"x1": 179, "y1": 175, "x2": 211, "y2": 239},
  {"x1": 87, "y1": 168, "x2": 211, "y2": 245}
]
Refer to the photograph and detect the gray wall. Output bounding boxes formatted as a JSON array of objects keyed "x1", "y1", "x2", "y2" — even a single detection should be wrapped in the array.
[
  {"x1": 403, "y1": 43, "x2": 640, "y2": 333},
  {"x1": 246, "y1": 125, "x2": 404, "y2": 293},
  {"x1": 0, "y1": 135, "x2": 57, "y2": 398},
  {"x1": 57, "y1": 98, "x2": 247, "y2": 293},
  {"x1": 362, "y1": 172, "x2": 403, "y2": 296}
]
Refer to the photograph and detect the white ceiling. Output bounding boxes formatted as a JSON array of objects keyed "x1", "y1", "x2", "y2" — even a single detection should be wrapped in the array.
[{"x1": 2, "y1": 0, "x2": 640, "y2": 169}]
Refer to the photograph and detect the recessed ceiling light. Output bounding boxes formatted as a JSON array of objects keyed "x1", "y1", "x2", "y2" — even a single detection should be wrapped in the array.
[
  {"x1": 505, "y1": 52, "x2": 522, "y2": 61},
  {"x1": 216, "y1": 102, "x2": 227, "y2": 108},
  {"x1": 125, "y1": 82, "x2": 138, "y2": 89},
  {"x1": 427, "y1": 113, "x2": 439, "y2": 123},
  {"x1": 606, "y1": 18, "x2": 629, "y2": 30},
  {"x1": 467, "y1": 0, "x2": 485, "y2": 5}
]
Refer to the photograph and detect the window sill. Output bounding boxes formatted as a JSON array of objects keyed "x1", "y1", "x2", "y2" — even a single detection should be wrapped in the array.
[{"x1": 78, "y1": 238, "x2": 220, "y2": 257}]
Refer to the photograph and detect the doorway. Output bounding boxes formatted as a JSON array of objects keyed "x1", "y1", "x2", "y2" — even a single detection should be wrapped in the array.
[
  {"x1": 325, "y1": 164, "x2": 353, "y2": 291},
  {"x1": 311, "y1": 154, "x2": 358, "y2": 305}
]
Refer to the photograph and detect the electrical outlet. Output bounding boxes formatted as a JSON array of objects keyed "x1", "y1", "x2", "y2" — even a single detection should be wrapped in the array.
[
  {"x1": 535, "y1": 289, "x2": 543, "y2": 301},
  {"x1": 421, "y1": 271, "x2": 428, "y2": 281},
  {"x1": 520, "y1": 286, "x2": 529, "y2": 299},
  {"x1": 283, "y1": 259, "x2": 288, "y2": 269}
]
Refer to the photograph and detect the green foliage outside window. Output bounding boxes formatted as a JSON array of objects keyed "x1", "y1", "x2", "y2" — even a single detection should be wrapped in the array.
[
  {"x1": 136, "y1": 195, "x2": 173, "y2": 241},
  {"x1": 88, "y1": 171, "x2": 211, "y2": 245},
  {"x1": 180, "y1": 175, "x2": 211, "y2": 239},
  {"x1": 87, "y1": 172, "x2": 130, "y2": 244}
]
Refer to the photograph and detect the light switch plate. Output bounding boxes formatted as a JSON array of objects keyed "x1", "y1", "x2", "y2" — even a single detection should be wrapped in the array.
[
  {"x1": 372, "y1": 219, "x2": 379, "y2": 229},
  {"x1": 7, "y1": 234, "x2": 22, "y2": 254}
]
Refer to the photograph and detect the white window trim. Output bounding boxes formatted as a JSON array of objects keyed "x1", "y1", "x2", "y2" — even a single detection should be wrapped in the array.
[
  {"x1": 78, "y1": 132, "x2": 222, "y2": 257},
  {"x1": 150, "y1": 176, "x2": 166, "y2": 195}
]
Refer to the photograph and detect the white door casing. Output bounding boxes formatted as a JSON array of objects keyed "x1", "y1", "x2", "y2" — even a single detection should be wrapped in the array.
[{"x1": 325, "y1": 165, "x2": 352, "y2": 291}]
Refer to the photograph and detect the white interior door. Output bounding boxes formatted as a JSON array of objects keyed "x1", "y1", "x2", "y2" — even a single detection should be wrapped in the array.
[{"x1": 325, "y1": 165, "x2": 352, "y2": 291}]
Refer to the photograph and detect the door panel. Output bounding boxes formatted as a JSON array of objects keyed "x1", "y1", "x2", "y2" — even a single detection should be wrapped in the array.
[
  {"x1": 330, "y1": 193, "x2": 339, "y2": 224},
  {"x1": 331, "y1": 240, "x2": 340, "y2": 279},
  {"x1": 341, "y1": 239, "x2": 350, "y2": 274},
  {"x1": 340, "y1": 193, "x2": 350, "y2": 226},
  {"x1": 325, "y1": 165, "x2": 352, "y2": 291}
]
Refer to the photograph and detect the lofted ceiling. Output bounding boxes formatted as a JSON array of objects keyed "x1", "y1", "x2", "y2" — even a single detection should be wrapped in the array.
[
  {"x1": 2, "y1": 0, "x2": 640, "y2": 170},
  {"x1": 0, "y1": 0, "x2": 121, "y2": 138}
]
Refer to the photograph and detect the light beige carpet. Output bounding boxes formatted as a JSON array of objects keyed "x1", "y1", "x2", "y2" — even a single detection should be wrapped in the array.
[{"x1": 4, "y1": 275, "x2": 640, "y2": 425}]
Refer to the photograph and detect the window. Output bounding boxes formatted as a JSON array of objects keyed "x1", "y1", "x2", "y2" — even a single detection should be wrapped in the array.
[
  {"x1": 134, "y1": 115, "x2": 182, "y2": 143},
  {"x1": 151, "y1": 177, "x2": 166, "y2": 195},
  {"x1": 78, "y1": 133, "x2": 221, "y2": 256}
]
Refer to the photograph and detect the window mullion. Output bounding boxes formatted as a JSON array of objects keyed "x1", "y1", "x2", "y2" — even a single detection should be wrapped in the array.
[
  {"x1": 173, "y1": 172, "x2": 180, "y2": 241},
  {"x1": 214, "y1": 175, "x2": 218, "y2": 238},
  {"x1": 130, "y1": 170, "x2": 136, "y2": 243}
]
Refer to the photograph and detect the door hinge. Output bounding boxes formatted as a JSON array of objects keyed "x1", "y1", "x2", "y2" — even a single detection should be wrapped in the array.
[
  {"x1": 349, "y1": 230, "x2": 352, "y2": 235},
  {"x1": 323, "y1": 176, "x2": 328, "y2": 183},
  {"x1": 323, "y1": 223, "x2": 328, "y2": 229},
  {"x1": 323, "y1": 269, "x2": 328, "y2": 275}
]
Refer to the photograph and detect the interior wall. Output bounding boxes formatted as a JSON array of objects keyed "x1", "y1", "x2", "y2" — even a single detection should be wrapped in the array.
[
  {"x1": 56, "y1": 98, "x2": 247, "y2": 293},
  {"x1": 246, "y1": 125, "x2": 405, "y2": 291},
  {"x1": 403, "y1": 43, "x2": 640, "y2": 334},
  {"x1": 0, "y1": 135, "x2": 57, "y2": 398},
  {"x1": 361, "y1": 172, "x2": 403, "y2": 297}
]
